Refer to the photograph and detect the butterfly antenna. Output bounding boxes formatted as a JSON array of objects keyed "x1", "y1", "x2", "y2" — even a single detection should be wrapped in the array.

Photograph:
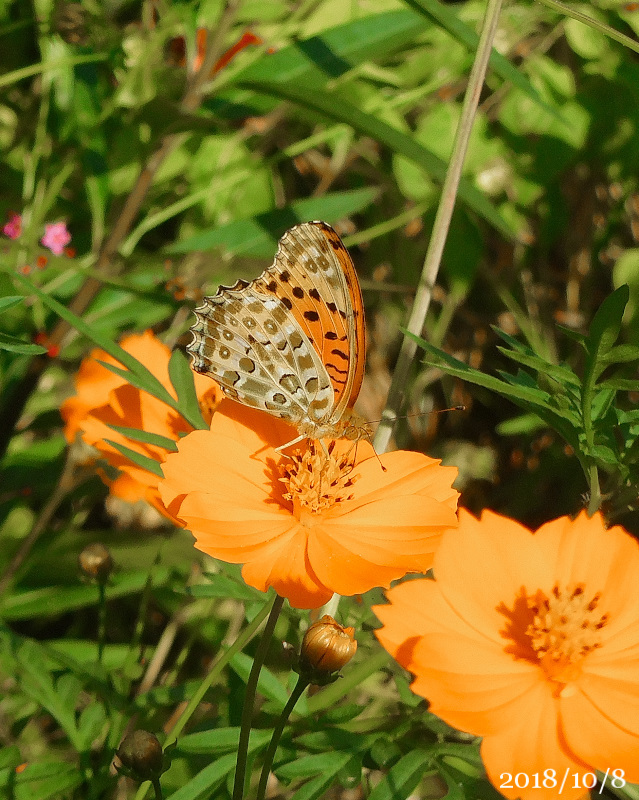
[{"x1": 368, "y1": 405, "x2": 465, "y2": 427}]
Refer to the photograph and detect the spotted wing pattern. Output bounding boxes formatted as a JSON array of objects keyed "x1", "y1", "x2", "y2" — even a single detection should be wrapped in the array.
[{"x1": 187, "y1": 221, "x2": 366, "y2": 441}]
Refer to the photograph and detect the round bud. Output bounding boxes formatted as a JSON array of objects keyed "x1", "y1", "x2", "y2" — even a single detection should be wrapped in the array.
[
  {"x1": 78, "y1": 543, "x2": 113, "y2": 583},
  {"x1": 116, "y1": 730, "x2": 163, "y2": 780},
  {"x1": 300, "y1": 615, "x2": 357, "y2": 678}
]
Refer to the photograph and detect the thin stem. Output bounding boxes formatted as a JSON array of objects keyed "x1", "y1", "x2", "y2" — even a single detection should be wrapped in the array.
[
  {"x1": 537, "y1": 0, "x2": 639, "y2": 55},
  {"x1": 0, "y1": 451, "x2": 84, "y2": 593},
  {"x1": 151, "y1": 777, "x2": 163, "y2": 800},
  {"x1": 587, "y1": 464, "x2": 602, "y2": 517},
  {"x1": 133, "y1": 598, "x2": 275, "y2": 800},
  {"x1": 256, "y1": 676, "x2": 309, "y2": 800},
  {"x1": 97, "y1": 582, "x2": 107, "y2": 665},
  {"x1": 373, "y1": 0, "x2": 504, "y2": 455},
  {"x1": 232, "y1": 594, "x2": 285, "y2": 800}
]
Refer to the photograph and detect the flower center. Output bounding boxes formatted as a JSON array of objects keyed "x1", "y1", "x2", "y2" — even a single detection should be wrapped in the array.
[
  {"x1": 526, "y1": 583, "x2": 609, "y2": 686},
  {"x1": 280, "y1": 440, "x2": 359, "y2": 523}
]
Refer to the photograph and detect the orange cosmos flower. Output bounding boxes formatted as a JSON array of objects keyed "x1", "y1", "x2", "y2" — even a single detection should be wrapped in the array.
[
  {"x1": 61, "y1": 331, "x2": 220, "y2": 512},
  {"x1": 159, "y1": 401, "x2": 459, "y2": 609},
  {"x1": 374, "y1": 509, "x2": 639, "y2": 800}
]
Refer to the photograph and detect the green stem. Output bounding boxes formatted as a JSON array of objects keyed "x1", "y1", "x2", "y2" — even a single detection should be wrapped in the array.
[
  {"x1": 256, "y1": 676, "x2": 309, "y2": 800},
  {"x1": 97, "y1": 582, "x2": 107, "y2": 665},
  {"x1": 232, "y1": 594, "x2": 285, "y2": 800},
  {"x1": 151, "y1": 776, "x2": 163, "y2": 800},
  {"x1": 587, "y1": 464, "x2": 602, "y2": 516},
  {"x1": 133, "y1": 598, "x2": 276, "y2": 800},
  {"x1": 373, "y1": 0, "x2": 504, "y2": 455},
  {"x1": 537, "y1": 0, "x2": 639, "y2": 55}
]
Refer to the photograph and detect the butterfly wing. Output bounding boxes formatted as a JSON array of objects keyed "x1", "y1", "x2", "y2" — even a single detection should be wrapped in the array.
[
  {"x1": 188, "y1": 281, "x2": 333, "y2": 426},
  {"x1": 187, "y1": 221, "x2": 365, "y2": 434},
  {"x1": 252, "y1": 221, "x2": 365, "y2": 419}
]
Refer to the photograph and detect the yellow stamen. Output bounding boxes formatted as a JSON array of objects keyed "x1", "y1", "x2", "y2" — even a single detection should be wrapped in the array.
[
  {"x1": 526, "y1": 583, "x2": 608, "y2": 684},
  {"x1": 280, "y1": 440, "x2": 359, "y2": 522}
]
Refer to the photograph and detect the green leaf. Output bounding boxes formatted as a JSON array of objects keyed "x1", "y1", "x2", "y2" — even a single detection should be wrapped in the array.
[
  {"x1": 94, "y1": 358, "x2": 175, "y2": 407},
  {"x1": 11, "y1": 761, "x2": 83, "y2": 800},
  {"x1": 233, "y1": 10, "x2": 428, "y2": 87},
  {"x1": 164, "y1": 753, "x2": 237, "y2": 800},
  {"x1": 176, "y1": 728, "x2": 270, "y2": 756},
  {"x1": 13, "y1": 274, "x2": 179, "y2": 406},
  {"x1": 584, "y1": 285, "x2": 629, "y2": 386},
  {"x1": 0, "y1": 567, "x2": 173, "y2": 621},
  {"x1": 169, "y1": 348, "x2": 208, "y2": 430},
  {"x1": 106, "y1": 425, "x2": 179, "y2": 452},
  {"x1": 277, "y1": 752, "x2": 353, "y2": 780},
  {"x1": 598, "y1": 344, "x2": 639, "y2": 365},
  {"x1": 230, "y1": 652, "x2": 289, "y2": 707},
  {"x1": 237, "y1": 80, "x2": 514, "y2": 239},
  {"x1": 188, "y1": 573, "x2": 264, "y2": 603},
  {"x1": 410, "y1": 333, "x2": 581, "y2": 447},
  {"x1": 402, "y1": 0, "x2": 564, "y2": 122},
  {"x1": 8, "y1": 641, "x2": 82, "y2": 750},
  {"x1": 103, "y1": 439, "x2": 164, "y2": 478},
  {"x1": 169, "y1": 188, "x2": 378, "y2": 257},
  {"x1": 367, "y1": 750, "x2": 433, "y2": 800},
  {"x1": 0, "y1": 295, "x2": 26, "y2": 313},
  {"x1": 0, "y1": 331, "x2": 47, "y2": 354}
]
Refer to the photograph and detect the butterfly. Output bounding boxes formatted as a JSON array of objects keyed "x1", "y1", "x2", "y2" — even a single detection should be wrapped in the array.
[{"x1": 187, "y1": 221, "x2": 369, "y2": 449}]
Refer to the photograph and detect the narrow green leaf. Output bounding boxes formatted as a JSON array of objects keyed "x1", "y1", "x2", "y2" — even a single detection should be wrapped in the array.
[
  {"x1": 230, "y1": 652, "x2": 289, "y2": 707},
  {"x1": 410, "y1": 333, "x2": 581, "y2": 446},
  {"x1": 103, "y1": 439, "x2": 164, "y2": 478},
  {"x1": 164, "y1": 753, "x2": 236, "y2": 800},
  {"x1": 237, "y1": 80, "x2": 514, "y2": 239},
  {"x1": 12, "y1": 641, "x2": 82, "y2": 750},
  {"x1": 402, "y1": 0, "x2": 564, "y2": 121},
  {"x1": 233, "y1": 10, "x2": 428, "y2": 87},
  {"x1": 0, "y1": 567, "x2": 173, "y2": 621},
  {"x1": 289, "y1": 770, "x2": 348, "y2": 800},
  {"x1": 176, "y1": 728, "x2": 270, "y2": 755},
  {"x1": 600, "y1": 378, "x2": 639, "y2": 391},
  {"x1": 14, "y1": 274, "x2": 179, "y2": 409},
  {"x1": 584, "y1": 285, "x2": 629, "y2": 386},
  {"x1": 95, "y1": 359, "x2": 174, "y2": 407},
  {"x1": 277, "y1": 752, "x2": 353, "y2": 780},
  {"x1": 12, "y1": 762, "x2": 83, "y2": 800},
  {"x1": 0, "y1": 332, "x2": 47, "y2": 354},
  {"x1": 105, "y1": 424, "x2": 179, "y2": 452},
  {"x1": 0, "y1": 295, "x2": 25, "y2": 313},
  {"x1": 598, "y1": 344, "x2": 639, "y2": 365},
  {"x1": 168, "y1": 348, "x2": 208, "y2": 430},
  {"x1": 367, "y1": 750, "x2": 433, "y2": 800},
  {"x1": 168, "y1": 188, "x2": 378, "y2": 256}
]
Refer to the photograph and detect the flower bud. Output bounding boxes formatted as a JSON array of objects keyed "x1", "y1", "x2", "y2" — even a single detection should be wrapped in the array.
[
  {"x1": 78, "y1": 543, "x2": 113, "y2": 583},
  {"x1": 116, "y1": 730, "x2": 163, "y2": 780},
  {"x1": 299, "y1": 615, "x2": 357, "y2": 679}
]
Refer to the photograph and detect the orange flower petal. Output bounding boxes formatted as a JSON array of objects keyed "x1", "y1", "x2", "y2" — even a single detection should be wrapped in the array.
[
  {"x1": 561, "y1": 675, "x2": 639, "y2": 780},
  {"x1": 481, "y1": 684, "x2": 590, "y2": 800},
  {"x1": 159, "y1": 402, "x2": 459, "y2": 608}
]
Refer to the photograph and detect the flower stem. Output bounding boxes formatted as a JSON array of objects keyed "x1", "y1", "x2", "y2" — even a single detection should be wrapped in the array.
[
  {"x1": 97, "y1": 582, "x2": 107, "y2": 665},
  {"x1": 151, "y1": 777, "x2": 163, "y2": 800},
  {"x1": 232, "y1": 594, "x2": 285, "y2": 800},
  {"x1": 256, "y1": 676, "x2": 309, "y2": 800},
  {"x1": 373, "y1": 0, "x2": 505, "y2": 455}
]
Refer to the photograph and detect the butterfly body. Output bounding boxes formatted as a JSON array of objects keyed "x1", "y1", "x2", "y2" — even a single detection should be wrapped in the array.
[{"x1": 188, "y1": 221, "x2": 369, "y2": 445}]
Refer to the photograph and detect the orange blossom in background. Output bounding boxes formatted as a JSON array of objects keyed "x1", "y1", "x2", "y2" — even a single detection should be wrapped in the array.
[
  {"x1": 374, "y1": 509, "x2": 639, "y2": 800},
  {"x1": 62, "y1": 330, "x2": 219, "y2": 513}
]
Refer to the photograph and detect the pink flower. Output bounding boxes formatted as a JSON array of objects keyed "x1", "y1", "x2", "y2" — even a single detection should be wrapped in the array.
[
  {"x1": 41, "y1": 222, "x2": 71, "y2": 255},
  {"x1": 3, "y1": 212, "x2": 22, "y2": 240}
]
